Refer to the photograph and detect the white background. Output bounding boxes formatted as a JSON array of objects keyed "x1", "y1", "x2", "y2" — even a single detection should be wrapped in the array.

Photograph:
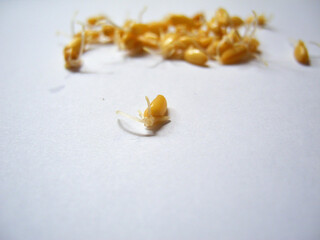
[{"x1": 0, "y1": 0, "x2": 320, "y2": 239}]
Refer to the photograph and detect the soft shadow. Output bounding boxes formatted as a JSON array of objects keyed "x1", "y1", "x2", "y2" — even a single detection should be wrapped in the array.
[
  {"x1": 77, "y1": 70, "x2": 114, "y2": 74},
  {"x1": 146, "y1": 120, "x2": 171, "y2": 131},
  {"x1": 117, "y1": 118, "x2": 171, "y2": 137},
  {"x1": 65, "y1": 69, "x2": 114, "y2": 76},
  {"x1": 49, "y1": 85, "x2": 65, "y2": 93},
  {"x1": 117, "y1": 119, "x2": 155, "y2": 137},
  {"x1": 185, "y1": 61, "x2": 210, "y2": 68},
  {"x1": 125, "y1": 51, "x2": 149, "y2": 58},
  {"x1": 219, "y1": 55, "x2": 257, "y2": 66},
  {"x1": 261, "y1": 25, "x2": 276, "y2": 31},
  {"x1": 148, "y1": 58, "x2": 165, "y2": 68}
]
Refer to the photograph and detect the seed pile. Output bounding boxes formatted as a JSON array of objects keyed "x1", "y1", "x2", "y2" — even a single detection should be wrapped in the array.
[{"x1": 63, "y1": 8, "x2": 268, "y2": 70}]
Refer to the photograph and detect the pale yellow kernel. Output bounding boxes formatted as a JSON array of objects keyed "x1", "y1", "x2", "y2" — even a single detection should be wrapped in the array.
[
  {"x1": 184, "y1": 47, "x2": 208, "y2": 66},
  {"x1": 219, "y1": 44, "x2": 248, "y2": 64},
  {"x1": 294, "y1": 40, "x2": 310, "y2": 65}
]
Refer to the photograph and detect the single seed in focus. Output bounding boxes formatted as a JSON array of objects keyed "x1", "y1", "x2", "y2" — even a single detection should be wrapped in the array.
[{"x1": 116, "y1": 95, "x2": 170, "y2": 128}]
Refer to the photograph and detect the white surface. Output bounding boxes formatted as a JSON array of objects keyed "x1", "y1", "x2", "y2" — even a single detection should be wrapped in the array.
[{"x1": 1, "y1": 0, "x2": 320, "y2": 239}]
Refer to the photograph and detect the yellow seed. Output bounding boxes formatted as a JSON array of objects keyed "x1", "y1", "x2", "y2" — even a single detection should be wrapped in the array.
[
  {"x1": 129, "y1": 23, "x2": 149, "y2": 35},
  {"x1": 121, "y1": 32, "x2": 141, "y2": 51},
  {"x1": 192, "y1": 12, "x2": 205, "y2": 21},
  {"x1": 184, "y1": 47, "x2": 208, "y2": 66},
  {"x1": 64, "y1": 37, "x2": 84, "y2": 70},
  {"x1": 87, "y1": 30, "x2": 100, "y2": 39},
  {"x1": 172, "y1": 51, "x2": 185, "y2": 60},
  {"x1": 139, "y1": 32, "x2": 159, "y2": 49},
  {"x1": 147, "y1": 21, "x2": 168, "y2": 35},
  {"x1": 64, "y1": 37, "x2": 82, "y2": 60},
  {"x1": 84, "y1": 30, "x2": 100, "y2": 43},
  {"x1": 207, "y1": 20, "x2": 227, "y2": 38},
  {"x1": 243, "y1": 36, "x2": 260, "y2": 53},
  {"x1": 178, "y1": 36, "x2": 197, "y2": 49},
  {"x1": 197, "y1": 36, "x2": 214, "y2": 48},
  {"x1": 228, "y1": 29, "x2": 242, "y2": 43},
  {"x1": 144, "y1": 95, "x2": 167, "y2": 117},
  {"x1": 206, "y1": 40, "x2": 220, "y2": 59},
  {"x1": 175, "y1": 25, "x2": 190, "y2": 35},
  {"x1": 230, "y1": 16, "x2": 244, "y2": 28},
  {"x1": 160, "y1": 33, "x2": 179, "y2": 58},
  {"x1": 87, "y1": 15, "x2": 106, "y2": 25},
  {"x1": 294, "y1": 40, "x2": 310, "y2": 65},
  {"x1": 220, "y1": 44, "x2": 249, "y2": 64},
  {"x1": 192, "y1": 12, "x2": 206, "y2": 28},
  {"x1": 161, "y1": 33, "x2": 177, "y2": 47},
  {"x1": 74, "y1": 30, "x2": 101, "y2": 43},
  {"x1": 217, "y1": 37, "x2": 233, "y2": 56},
  {"x1": 197, "y1": 29, "x2": 209, "y2": 38},
  {"x1": 102, "y1": 25, "x2": 115, "y2": 38},
  {"x1": 215, "y1": 8, "x2": 230, "y2": 27},
  {"x1": 257, "y1": 15, "x2": 267, "y2": 26},
  {"x1": 246, "y1": 14, "x2": 267, "y2": 26},
  {"x1": 167, "y1": 14, "x2": 194, "y2": 28}
]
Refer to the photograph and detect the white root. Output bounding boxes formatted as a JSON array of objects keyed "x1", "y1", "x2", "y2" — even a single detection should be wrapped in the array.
[
  {"x1": 145, "y1": 96, "x2": 151, "y2": 116},
  {"x1": 71, "y1": 11, "x2": 79, "y2": 37},
  {"x1": 310, "y1": 41, "x2": 320, "y2": 48},
  {"x1": 243, "y1": 10, "x2": 258, "y2": 39},
  {"x1": 138, "y1": 6, "x2": 148, "y2": 23},
  {"x1": 75, "y1": 21, "x2": 86, "y2": 58},
  {"x1": 66, "y1": 21, "x2": 86, "y2": 70},
  {"x1": 116, "y1": 111, "x2": 144, "y2": 123}
]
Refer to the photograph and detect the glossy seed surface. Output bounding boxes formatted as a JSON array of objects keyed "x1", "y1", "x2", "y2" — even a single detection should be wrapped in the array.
[{"x1": 144, "y1": 95, "x2": 168, "y2": 117}]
